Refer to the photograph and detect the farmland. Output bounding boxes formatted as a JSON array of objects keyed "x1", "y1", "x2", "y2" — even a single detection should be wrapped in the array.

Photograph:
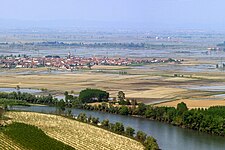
[
  {"x1": 1, "y1": 57, "x2": 225, "y2": 107},
  {"x1": 0, "y1": 132, "x2": 25, "y2": 150},
  {"x1": 1, "y1": 122, "x2": 74, "y2": 150},
  {"x1": 5, "y1": 111, "x2": 145, "y2": 150},
  {"x1": 156, "y1": 99, "x2": 225, "y2": 109}
]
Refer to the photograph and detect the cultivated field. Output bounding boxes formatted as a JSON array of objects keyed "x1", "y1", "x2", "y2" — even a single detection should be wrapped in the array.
[
  {"x1": 1, "y1": 57, "x2": 225, "y2": 107},
  {"x1": 0, "y1": 132, "x2": 25, "y2": 150},
  {"x1": 156, "y1": 99, "x2": 225, "y2": 109},
  {"x1": 6, "y1": 112, "x2": 144, "y2": 150}
]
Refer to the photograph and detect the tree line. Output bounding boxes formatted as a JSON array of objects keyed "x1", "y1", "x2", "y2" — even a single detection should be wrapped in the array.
[
  {"x1": 80, "y1": 102, "x2": 225, "y2": 137},
  {"x1": 75, "y1": 112, "x2": 159, "y2": 150},
  {"x1": 0, "y1": 41, "x2": 184, "y2": 50},
  {"x1": 2, "y1": 90, "x2": 225, "y2": 137}
]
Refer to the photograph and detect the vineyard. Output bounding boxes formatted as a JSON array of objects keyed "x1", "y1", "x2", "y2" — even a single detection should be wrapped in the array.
[
  {"x1": 0, "y1": 132, "x2": 25, "y2": 150},
  {"x1": 1, "y1": 122, "x2": 74, "y2": 150},
  {"x1": 6, "y1": 112, "x2": 145, "y2": 150}
]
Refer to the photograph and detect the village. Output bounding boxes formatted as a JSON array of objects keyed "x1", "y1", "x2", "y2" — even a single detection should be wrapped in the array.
[{"x1": 0, "y1": 52, "x2": 183, "y2": 70}]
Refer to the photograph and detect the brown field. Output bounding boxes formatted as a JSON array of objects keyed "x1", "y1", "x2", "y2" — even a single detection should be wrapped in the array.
[
  {"x1": 6, "y1": 112, "x2": 144, "y2": 150},
  {"x1": 1, "y1": 58, "x2": 225, "y2": 107}
]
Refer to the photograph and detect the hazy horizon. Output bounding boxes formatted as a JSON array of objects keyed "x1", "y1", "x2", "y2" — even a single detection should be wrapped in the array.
[{"x1": 1, "y1": 0, "x2": 225, "y2": 31}]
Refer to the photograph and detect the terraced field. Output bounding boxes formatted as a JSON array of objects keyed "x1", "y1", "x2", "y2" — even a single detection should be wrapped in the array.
[{"x1": 6, "y1": 112, "x2": 144, "y2": 150}]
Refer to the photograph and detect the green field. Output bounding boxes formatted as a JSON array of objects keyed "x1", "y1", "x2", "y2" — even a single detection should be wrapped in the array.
[{"x1": 1, "y1": 122, "x2": 74, "y2": 150}]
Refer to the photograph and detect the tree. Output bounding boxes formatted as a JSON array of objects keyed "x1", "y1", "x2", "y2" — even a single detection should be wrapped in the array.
[
  {"x1": 144, "y1": 136, "x2": 159, "y2": 150},
  {"x1": 79, "y1": 88, "x2": 109, "y2": 103},
  {"x1": 101, "y1": 119, "x2": 109, "y2": 128},
  {"x1": 117, "y1": 91, "x2": 125, "y2": 101},
  {"x1": 64, "y1": 91, "x2": 69, "y2": 101},
  {"x1": 134, "y1": 103, "x2": 147, "y2": 116},
  {"x1": 16, "y1": 85, "x2": 20, "y2": 90},
  {"x1": 136, "y1": 131, "x2": 147, "y2": 142},
  {"x1": 113, "y1": 122, "x2": 124, "y2": 134},
  {"x1": 119, "y1": 106, "x2": 129, "y2": 115},
  {"x1": 91, "y1": 117, "x2": 99, "y2": 125},
  {"x1": 117, "y1": 91, "x2": 131, "y2": 105},
  {"x1": 57, "y1": 99, "x2": 66, "y2": 113},
  {"x1": 177, "y1": 102, "x2": 188, "y2": 114},
  {"x1": 77, "y1": 113, "x2": 87, "y2": 122},
  {"x1": 66, "y1": 109, "x2": 72, "y2": 117},
  {"x1": 72, "y1": 98, "x2": 83, "y2": 108},
  {"x1": 125, "y1": 126, "x2": 135, "y2": 137}
]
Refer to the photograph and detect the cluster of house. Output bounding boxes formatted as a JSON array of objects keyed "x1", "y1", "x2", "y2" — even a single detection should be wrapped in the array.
[{"x1": 0, "y1": 54, "x2": 183, "y2": 69}]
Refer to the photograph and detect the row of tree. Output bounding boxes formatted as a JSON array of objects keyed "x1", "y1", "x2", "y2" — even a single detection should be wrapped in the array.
[
  {"x1": 0, "y1": 89, "x2": 109, "y2": 111},
  {"x1": 81, "y1": 102, "x2": 225, "y2": 136},
  {"x1": 0, "y1": 92, "x2": 56, "y2": 105},
  {"x1": 3, "y1": 90, "x2": 225, "y2": 136},
  {"x1": 75, "y1": 113, "x2": 159, "y2": 150}
]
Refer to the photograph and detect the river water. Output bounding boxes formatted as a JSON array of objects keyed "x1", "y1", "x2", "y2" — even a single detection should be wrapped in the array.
[{"x1": 11, "y1": 105, "x2": 225, "y2": 150}]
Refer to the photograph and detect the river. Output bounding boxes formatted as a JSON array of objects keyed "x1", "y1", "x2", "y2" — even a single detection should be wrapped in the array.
[{"x1": 11, "y1": 105, "x2": 225, "y2": 150}]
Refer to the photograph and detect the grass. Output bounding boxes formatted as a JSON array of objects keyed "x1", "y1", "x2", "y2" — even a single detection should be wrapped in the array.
[{"x1": 1, "y1": 122, "x2": 75, "y2": 150}]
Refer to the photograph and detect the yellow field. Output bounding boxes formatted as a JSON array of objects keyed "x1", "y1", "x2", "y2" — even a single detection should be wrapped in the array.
[
  {"x1": 126, "y1": 87, "x2": 186, "y2": 99},
  {"x1": 6, "y1": 112, "x2": 144, "y2": 150},
  {"x1": 156, "y1": 99, "x2": 225, "y2": 109},
  {"x1": 0, "y1": 71, "x2": 187, "y2": 99}
]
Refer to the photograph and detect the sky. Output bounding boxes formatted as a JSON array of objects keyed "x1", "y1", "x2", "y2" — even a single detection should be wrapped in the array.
[{"x1": 0, "y1": 0, "x2": 225, "y2": 30}]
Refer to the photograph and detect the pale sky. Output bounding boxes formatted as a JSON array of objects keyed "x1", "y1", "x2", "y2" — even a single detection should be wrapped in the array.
[{"x1": 0, "y1": 0, "x2": 225, "y2": 30}]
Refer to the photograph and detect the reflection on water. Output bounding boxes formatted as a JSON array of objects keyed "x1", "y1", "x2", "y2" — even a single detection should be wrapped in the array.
[
  {"x1": 11, "y1": 105, "x2": 225, "y2": 150},
  {"x1": 133, "y1": 64, "x2": 217, "y2": 73},
  {"x1": 0, "y1": 88, "x2": 41, "y2": 93},
  {"x1": 189, "y1": 85, "x2": 225, "y2": 91}
]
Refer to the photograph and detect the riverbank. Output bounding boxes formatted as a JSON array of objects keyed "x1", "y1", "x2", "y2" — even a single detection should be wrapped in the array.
[{"x1": 79, "y1": 102, "x2": 225, "y2": 137}]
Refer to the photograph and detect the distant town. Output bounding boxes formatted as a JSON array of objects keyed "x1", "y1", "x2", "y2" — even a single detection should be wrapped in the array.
[{"x1": 0, "y1": 53, "x2": 183, "y2": 70}]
